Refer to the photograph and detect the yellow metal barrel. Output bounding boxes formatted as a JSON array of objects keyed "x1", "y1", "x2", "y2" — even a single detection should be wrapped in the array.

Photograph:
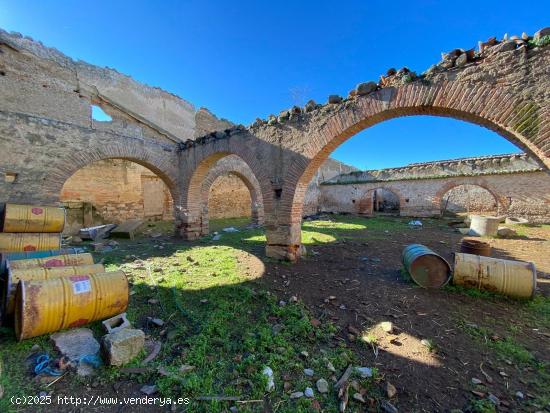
[
  {"x1": 15, "y1": 271, "x2": 128, "y2": 340},
  {"x1": 0, "y1": 233, "x2": 61, "y2": 252},
  {"x1": 1, "y1": 204, "x2": 65, "y2": 233},
  {"x1": 7, "y1": 253, "x2": 95, "y2": 270},
  {"x1": 4, "y1": 264, "x2": 105, "y2": 317},
  {"x1": 453, "y1": 253, "x2": 537, "y2": 299}
]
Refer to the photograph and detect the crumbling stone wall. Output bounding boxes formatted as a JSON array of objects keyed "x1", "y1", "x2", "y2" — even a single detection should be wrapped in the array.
[{"x1": 208, "y1": 175, "x2": 252, "y2": 219}]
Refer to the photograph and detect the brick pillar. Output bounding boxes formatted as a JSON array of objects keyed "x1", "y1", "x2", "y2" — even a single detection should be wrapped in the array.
[
  {"x1": 251, "y1": 201, "x2": 264, "y2": 226},
  {"x1": 174, "y1": 206, "x2": 202, "y2": 240},
  {"x1": 264, "y1": 220, "x2": 303, "y2": 261}
]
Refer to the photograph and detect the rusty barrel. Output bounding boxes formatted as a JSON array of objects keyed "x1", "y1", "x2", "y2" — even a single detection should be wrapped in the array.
[
  {"x1": 1, "y1": 204, "x2": 65, "y2": 233},
  {"x1": 7, "y1": 253, "x2": 94, "y2": 270},
  {"x1": 0, "y1": 248, "x2": 80, "y2": 273},
  {"x1": 460, "y1": 239, "x2": 491, "y2": 257},
  {"x1": 4, "y1": 263, "x2": 105, "y2": 317},
  {"x1": 453, "y1": 253, "x2": 536, "y2": 298},
  {"x1": 0, "y1": 233, "x2": 61, "y2": 252},
  {"x1": 402, "y1": 244, "x2": 452, "y2": 288},
  {"x1": 15, "y1": 271, "x2": 128, "y2": 340}
]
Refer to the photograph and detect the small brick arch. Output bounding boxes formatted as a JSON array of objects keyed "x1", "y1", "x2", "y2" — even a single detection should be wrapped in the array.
[
  {"x1": 199, "y1": 155, "x2": 265, "y2": 235},
  {"x1": 434, "y1": 180, "x2": 507, "y2": 215},
  {"x1": 358, "y1": 187, "x2": 405, "y2": 216},
  {"x1": 178, "y1": 138, "x2": 270, "y2": 239}
]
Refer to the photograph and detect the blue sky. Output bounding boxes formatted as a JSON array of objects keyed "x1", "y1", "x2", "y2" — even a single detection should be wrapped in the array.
[{"x1": 1, "y1": 1, "x2": 544, "y2": 169}]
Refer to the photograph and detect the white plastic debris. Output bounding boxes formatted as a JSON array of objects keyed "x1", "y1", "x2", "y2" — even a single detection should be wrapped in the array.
[
  {"x1": 222, "y1": 227, "x2": 239, "y2": 233},
  {"x1": 408, "y1": 220, "x2": 423, "y2": 227},
  {"x1": 263, "y1": 366, "x2": 275, "y2": 392}
]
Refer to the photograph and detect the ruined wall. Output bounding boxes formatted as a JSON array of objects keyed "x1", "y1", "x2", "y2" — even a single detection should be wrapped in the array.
[
  {"x1": 303, "y1": 158, "x2": 358, "y2": 216},
  {"x1": 320, "y1": 167, "x2": 550, "y2": 223},
  {"x1": 442, "y1": 184, "x2": 498, "y2": 213},
  {"x1": 0, "y1": 29, "x2": 232, "y2": 207}
]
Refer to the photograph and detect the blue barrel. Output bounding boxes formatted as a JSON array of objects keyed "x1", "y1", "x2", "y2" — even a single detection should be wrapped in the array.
[
  {"x1": 402, "y1": 244, "x2": 451, "y2": 288},
  {"x1": 0, "y1": 248, "x2": 80, "y2": 273}
]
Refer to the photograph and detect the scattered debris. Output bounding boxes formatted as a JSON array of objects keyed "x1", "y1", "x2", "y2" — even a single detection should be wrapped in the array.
[
  {"x1": 102, "y1": 328, "x2": 145, "y2": 366},
  {"x1": 110, "y1": 219, "x2": 144, "y2": 240},
  {"x1": 316, "y1": 378, "x2": 329, "y2": 393},
  {"x1": 79, "y1": 224, "x2": 117, "y2": 241},
  {"x1": 386, "y1": 381, "x2": 397, "y2": 398},
  {"x1": 142, "y1": 340, "x2": 161, "y2": 365},
  {"x1": 148, "y1": 317, "x2": 165, "y2": 327},
  {"x1": 380, "y1": 321, "x2": 394, "y2": 333},
  {"x1": 140, "y1": 385, "x2": 158, "y2": 395},
  {"x1": 304, "y1": 387, "x2": 314, "y2": 398},
  {"x1": 290, "y1": 391, "x2": 304, "y2": 399},
  {"x1": 335, "y1": 365, "x2": 353, "y2": 389},
  {"x1": 263, "y1": 366, "x2": 275, "y2": 392},
  {"x1": 497, "y1": 227, "x2": 517, "y2": 238},
  {"x1": 50, "y1": 328, "x2": 100, "y2": 376},
  {"x1": 471, "y1": 378, "x2": 482, "y2": 385},
  {"x1": 381, "y1": 400, "x2": 399, "y2": 413},
  {"x1": 304, "y1": 368, "x2": 314, "y2": 377},
  {"x1": 353, "y1": 392, "x2": 366, "y2": 403},
  {"x1": 102, "y1": 312, "x2": 131, "y2": 334},
  {"x1": 354, "y1": 367, "x2": 373, "y2": 378},
  {"x1": 222, "y1": 227, "x2": 239, "y2": 233},
  {"x1": 408, "y1": 220, "x2": 423, "y2": 228}
]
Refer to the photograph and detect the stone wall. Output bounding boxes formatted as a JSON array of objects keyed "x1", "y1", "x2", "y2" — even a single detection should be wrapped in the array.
[{"x1": 208, "y1": 174, "x2": 252, "y2": 219}]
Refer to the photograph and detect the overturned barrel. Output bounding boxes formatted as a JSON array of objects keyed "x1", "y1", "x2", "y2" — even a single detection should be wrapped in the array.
[
  {"x1": 4, "y1": 263, "x2": 105, "y2": 317},
  {"x1": 1, "y1": 204, "x2": 65, "y2": 233},
  {"x1": 15, "y1": 271, "x2": 128, "y2": 340},
  {"x1": 402, "y1": 244, "x2": 452, "y2": 288},
  {"x1": 0, "y1": 233, "x2": 61, "y2": 252},
  {"x1": 453, "y1": 253, "x2": 536, "y2": 299},
  {"x1": 0, "y1": 248, "x2": 80, "y2": 273},
  {"x1": 7, "y1": 253, "x2": 94, "y2": 270},
  {"x1": 460, "y1": 239, "x2": 491, "y2": 257}
]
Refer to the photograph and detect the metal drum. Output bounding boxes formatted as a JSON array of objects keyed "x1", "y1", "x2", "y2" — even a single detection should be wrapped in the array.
[
  {"x1": 0, "y1": 248, "x2": 80, "y2": 273},
  {"x1": 453, "y1": 253, "x2": 536, "y2": 298},
  {"x1": 7, "y1": 253, "x2": 94, "y2": 270},
  {"x1": 4, "y1": 263, "x2": 105, "y2": 317},
  {"x1": 0, "y1": 233, "x2": 61, "y2": 252},
  {"x1": 1, "y1": 204, "x2": 65, "y2": 233},
  {"x1": 460, "y1": 239, "x2": 491, "y2": 257},
  {"x1": 402, "y1": 244, "x2": 452, "y2": 288},
  {"x1": 15, "y1": 271, "x2": 128, "y2": 340}
]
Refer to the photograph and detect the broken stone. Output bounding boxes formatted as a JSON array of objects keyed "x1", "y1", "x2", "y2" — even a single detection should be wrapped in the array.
[
  {"x1": 328, "y1": 95, "x2": 342, "y2": 104},
  {"x1": 102, "y1": 328, "x2": 145, "y2": 366},
  {"x1": 304, "y1": 100, "x2": 318, "y2": 112},
  {"x1": 488, "y1": 393, "x2": 500, "y2": 405},
  {"x1": 515, "y1": 391, "x2": 524, "y2": 399},
  {"x1": 381, "y1": 400, "x2": 399, "y2": 413},
  {"x1": 304, "y1": 387, "x2": 314, "y2": 398},
  {"x1": 148, "y1": 317, "x2": 165, "y2": 327},
  {"x1": 51, "y1": 328, "x2": 100, "y2": 363},
  {"x1": 140, "y1": 385, "x2": 157, "y2": 395},
  {"x1": 327, "y1": 361, "x2": 336, "y2": 372},
  {"x1": 304, "y1": 368, "x2": 314, "y2": 377},
  {"x1": 353, "y1": 393, "x2": 366, "y2": 403},
  {"x1": 495, "y1": 41, "x2": 516, "y2": 53},
  {"x1": 380, "y1": 321, "x2": 393, "y2": 333},
  {"x1": 497, "y1": 227, "x2": 517, "y2": 238},
  {"x1": 534, "y1": 27, "x2": 550, "y2": 41},
  {"x1": 316, "y1": 378, "x2": 329, "y2": 393},
  {"x1": 456, "y1": 53, "x2": 468, "y2": 66},
  {"x1": 471, "y1": 378, "x2": 482, "y2": 385},
  {"x1": 290, "y1": 391, "x2": 304, "y2": 399},
  {"x1": 355, "y1": 81, "x2": 377, "y2": 96},
  {"x1": 386, "y1": 381, "x2": 397, "y2": 398}
]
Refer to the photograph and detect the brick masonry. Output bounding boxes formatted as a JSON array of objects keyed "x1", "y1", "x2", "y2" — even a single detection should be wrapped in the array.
[{"x1": 0, "y1": 28, "x2": 548, "y2": 261}]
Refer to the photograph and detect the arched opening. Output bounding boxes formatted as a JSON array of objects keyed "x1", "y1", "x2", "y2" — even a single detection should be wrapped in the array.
[
  {"x1": 60, "y1": 159, "x2": 175, "y2": 235},
  {"x1": 272, "y1": 82, "x2": 548, "y2": 261},
  {"x1": 439, "y1": 184, "x2": 499, "y2": 217},
  {"x1": 358, "y1": 188, "x2": 401, "y2": 216}
]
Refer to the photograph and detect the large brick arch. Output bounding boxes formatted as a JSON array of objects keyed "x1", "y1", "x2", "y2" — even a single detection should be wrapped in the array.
[
  {"x1": 199, "y1": 155, "x2": 265, "y2": 235},
  {"x1": 433, "y1": 179, "x2": 507, "y2": 214},
  {"x1": 272, "y1": 80, "x2": 549, "y2": 260}
]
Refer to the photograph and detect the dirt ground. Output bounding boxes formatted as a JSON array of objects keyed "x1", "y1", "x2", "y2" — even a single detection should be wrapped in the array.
[
  {"x1": 263, "y1": 217, "x2": 550, "y2": 412},
  {"x1": 3, "y1": 216, "x2": 549, "y2": 413}
]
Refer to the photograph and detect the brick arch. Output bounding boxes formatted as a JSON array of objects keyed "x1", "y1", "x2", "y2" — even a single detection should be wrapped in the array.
[
  {"x1": 45, "y1": 141, "x2": 180, "y2": 205},
  {"x1": 434, "y1": 179, "x2": 507, "y2": 215},
  {"x1": 273, "y1": 80, "x2": 548, "y2": 260},
  {"x1": 199, "y1": 155, "x2": 265, "y2": 235},
  {"x1": 178, "y1": 136, "x2": 272, "y2": 240},
  {"x1": 358, "y1": 187, "x2": 405, "y2": 216}
]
